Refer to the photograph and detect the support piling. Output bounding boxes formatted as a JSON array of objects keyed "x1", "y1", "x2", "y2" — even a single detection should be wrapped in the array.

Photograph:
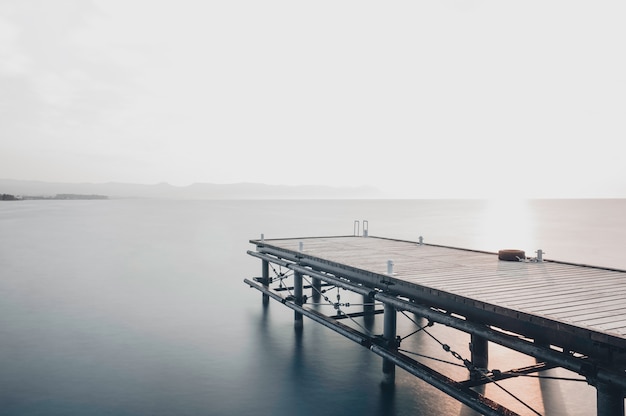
[
  {"x1": 363, "y1": 293, "x2": 375, "y2": 327},
  {"x1": 382, "y1": 303, "x2": 397, "y2": 387},
  {"x1": 312, "y1": 277, "x2": 322, "y2": 302},
  {"x1": 597, "y1": 382, "x2": 624, "y2": 416},
  {"x1": 262, "y1": 259, "x2": 269, "y2": 306},
  {"x1": 470, "y1": 334, "x2": 489, "y2": 380},
  {"x1": 294, "y1": 270, "x2": 303, "y2": 329}
]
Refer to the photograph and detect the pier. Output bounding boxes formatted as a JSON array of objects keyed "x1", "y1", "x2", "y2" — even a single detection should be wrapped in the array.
[{"x1": 244, "y1": 230, "x2": 626, "y2": 415}]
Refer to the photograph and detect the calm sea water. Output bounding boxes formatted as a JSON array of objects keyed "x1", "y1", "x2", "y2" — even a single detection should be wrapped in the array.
[{"x1": 1, "y1": 199, "x2": 625, "y2": 416}]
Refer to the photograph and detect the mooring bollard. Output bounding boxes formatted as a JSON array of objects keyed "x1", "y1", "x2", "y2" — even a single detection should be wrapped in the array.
[{"x1": 536, "y1": 249, "x2": 544, "y2": 262}]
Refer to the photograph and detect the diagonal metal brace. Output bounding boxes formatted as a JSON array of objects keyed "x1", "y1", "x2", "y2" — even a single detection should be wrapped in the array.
[{"x1": 460, "y1": 362, "x2": 559, "y2": 388}]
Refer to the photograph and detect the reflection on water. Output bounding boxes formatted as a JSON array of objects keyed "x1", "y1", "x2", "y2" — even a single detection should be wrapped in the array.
[
  {"x1": 458, "y1": 384, "x2": 484, "y2": 416},
  {"x1": 537, "y1": 367, "x2": 568, "y2": 416}
]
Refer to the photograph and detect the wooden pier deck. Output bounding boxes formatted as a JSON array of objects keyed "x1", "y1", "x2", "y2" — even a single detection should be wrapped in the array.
[
  {"x1": 256, "y1": 235, "x2": 626, "y2": 349},
  {"x1": 246, "y1": 234, "x2": 626, "y2": 415}
]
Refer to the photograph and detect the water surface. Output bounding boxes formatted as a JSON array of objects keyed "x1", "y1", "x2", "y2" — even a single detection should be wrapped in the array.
[{"x1": 1, "y1": 199, "x2": 625, "y2": 415}]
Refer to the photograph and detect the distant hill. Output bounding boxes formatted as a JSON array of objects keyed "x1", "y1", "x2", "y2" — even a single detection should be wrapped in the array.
[{"x1": 0, "y1": 179, "x2": 383, "y2": 200}]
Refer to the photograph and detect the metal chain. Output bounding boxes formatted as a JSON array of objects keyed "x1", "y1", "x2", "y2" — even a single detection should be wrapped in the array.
[
  {"x1": 269, "y1": 264, "x2": 293, "y2": 296},
  {"x1": 399, "y1": 311, "x2": 543, "y2": 416},
  {"x1": 299, "y1": 275, "x2": 378, "y2": 337}
]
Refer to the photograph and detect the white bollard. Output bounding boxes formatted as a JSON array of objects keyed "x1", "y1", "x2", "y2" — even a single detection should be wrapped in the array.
[
  {"x1": 387, "y1": 260, "x2": 394, "y2": 275},
  {"x1": 536, "y1": 249, "x2": 544, "y2": 262}
]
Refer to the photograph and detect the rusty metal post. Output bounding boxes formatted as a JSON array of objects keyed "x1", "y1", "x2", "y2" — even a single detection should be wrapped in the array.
[
  {"x1": 382, "y1": 302, "x2": 397, "y2": 387},
  {"x1": 470, "y1": 334, "x2": 489, "y2": 380}
]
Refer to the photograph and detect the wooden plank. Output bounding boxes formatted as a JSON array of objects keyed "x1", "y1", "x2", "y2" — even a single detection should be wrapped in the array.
[
  {"x1": 531, "y1": 297, "x2": 626, "y2": 316},
  {"x1": 579, "y1": 313, "x2": 626, "y2": 327},
  {"x1": 492, "y1": 289, "x2": 622, "y2": 308},
  {"x1": 562, "y1": 306, "x2": 626, "y2": 322}
]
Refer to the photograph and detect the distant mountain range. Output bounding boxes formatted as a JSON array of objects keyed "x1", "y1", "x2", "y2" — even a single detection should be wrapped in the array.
[{"x1": 0, "y1": 179, "x2": 383, "y2": 199}]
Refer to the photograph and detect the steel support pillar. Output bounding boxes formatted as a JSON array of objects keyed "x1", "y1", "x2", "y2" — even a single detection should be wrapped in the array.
[
  {"x1": 294, "y1": 270, "x2": 303, "y2": 329},
  {"x1": 363, "y1": 293, "x2": 375, "y2": 327},
  {"x1": 470, "y1": 334, "x2": 489, "y2": 380},
  {"x1": 363, "y1": 294, "x2": 375, "y2": 315},
  {"x1": 262, "y1": 260, "x2": 269, "y2": 306},
  {"x1": 596, "y1": 382, "x2": 624, "y2": 416},
  {"x1": 382, "y1": 303, "x2": 397, "y2": 387},
  {"x1": 312, "y1": 277, "x2": 322, "y2": 302}
]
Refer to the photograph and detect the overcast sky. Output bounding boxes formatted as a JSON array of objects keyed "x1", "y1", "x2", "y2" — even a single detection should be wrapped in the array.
[{"x1": 1, "y1": 1, "x2": 624, "y2": 198}]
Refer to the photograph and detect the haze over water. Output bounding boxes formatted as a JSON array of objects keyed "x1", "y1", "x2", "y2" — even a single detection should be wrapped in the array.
[{"x1": 1, "y1": 198, "x2": 625, "y2": 415}]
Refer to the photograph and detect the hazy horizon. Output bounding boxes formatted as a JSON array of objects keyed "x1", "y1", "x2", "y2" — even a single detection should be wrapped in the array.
[
  {"x1": 2, "y1": 1, "x2": 625, "y2": 199},
  {"x1": 3, "y1": 177, "x2": 626, "y2": 200}
]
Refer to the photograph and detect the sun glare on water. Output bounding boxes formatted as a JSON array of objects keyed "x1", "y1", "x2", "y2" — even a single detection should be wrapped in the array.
[{"x1": 474, "y1": 199, "x2": 537, "y2": 255}]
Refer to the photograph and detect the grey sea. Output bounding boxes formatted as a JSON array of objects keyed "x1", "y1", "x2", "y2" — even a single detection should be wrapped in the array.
[{"x1": 1, "y1": 198, "x2": 625, "y2": 416}]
